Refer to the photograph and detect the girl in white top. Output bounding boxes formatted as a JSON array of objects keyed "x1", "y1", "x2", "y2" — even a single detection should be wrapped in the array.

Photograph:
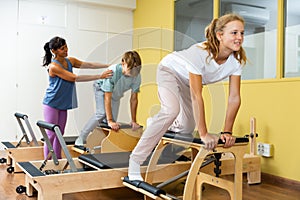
[{"x1": 128, "y1": 13, "x2": 247, "y2": 181}]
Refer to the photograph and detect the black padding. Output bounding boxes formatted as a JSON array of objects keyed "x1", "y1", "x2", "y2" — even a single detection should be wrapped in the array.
[
  {"x1": 139, "y1": 181, "x2": 166, "y2": 196},
  {"x1": 163, "y1": 132, "x2": 203, "y2": 144},
  {"x1": 37, "y1": 120, "x2": 58, "y2": 131},
  {"x1": 14, "y1": 112, "x2": 27, "y2": 119},
  {"x1": 79, "y1": 151, "x2": 173, "y2": 169},
  {"x1": 227, "y1": 137, "x2": 249, "y2": 143},
  {"x1": 123, "y1": 176, "x2": 166, "y2": 196},
  {"x1": 1, "y1": 142, "x2": 16, "y2": 148},
  {"x1": 79, "y1": 152, "x2": 131, "y2": 169},
  {"x1": 73, "y1": 145, "x2": 87, "y2": 151},
  {"x1": 123, "y1": 176, "x2": 142, "y2": 187},
  {"x1": 40, "y1": 136, "x2": 77, "y2": 145},
  {"x1": 18, "y1": 162, "x2": 45, "y2": 177},
  {"x1": 99, "y1": 122, "x2": 139, "y2": 129},
  {"x1": 163, "y1": 132, "x2": 249, "y2": 144},
  {"x1": 99, "y1": 122, "x2": 111, "y2": 129}
]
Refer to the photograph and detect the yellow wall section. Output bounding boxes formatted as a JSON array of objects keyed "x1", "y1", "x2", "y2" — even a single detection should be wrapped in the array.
[
  {"x1": 238, "y1": 80, "x2": 300, "y2": 182},
  {"x1": 133, "y1": 1, "x2": 300, "y2": 182},
  {"x1": 133, "y1": 0, "x2": 174, "y2": 125}
]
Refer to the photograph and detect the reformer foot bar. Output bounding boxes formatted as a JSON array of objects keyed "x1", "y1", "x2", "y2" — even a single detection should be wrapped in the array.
[
  {"x1": 17, "y1": 121, "x2": 190, "y2": 200},
  {"x1": 0, "y1": 113, "x2": 80, "y2": 173},
  {"x1": 0, "y1": 113, "x2": 43, "y2": 173},
  {"x1": 122, "y1": 133, "x2": 250, "y2": 200}
]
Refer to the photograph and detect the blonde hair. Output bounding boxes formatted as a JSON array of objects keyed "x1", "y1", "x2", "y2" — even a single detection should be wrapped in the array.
[
  {"x1": 202, "y1": 13, "x2": 247, "y2": 65},
  {"x1": 122, "y1": 51, "x2": 142, "y2": 77}
]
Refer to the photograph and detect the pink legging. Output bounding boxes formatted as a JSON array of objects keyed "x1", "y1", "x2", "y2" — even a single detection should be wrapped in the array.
[{"x1": 43, "y1": 105, "x2": 67, "y2": 159}]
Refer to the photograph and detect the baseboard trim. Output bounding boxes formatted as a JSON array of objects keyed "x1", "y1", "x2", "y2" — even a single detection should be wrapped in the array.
[{"x1": 262, "y1": 172, "x2": 300, "y2": 191}]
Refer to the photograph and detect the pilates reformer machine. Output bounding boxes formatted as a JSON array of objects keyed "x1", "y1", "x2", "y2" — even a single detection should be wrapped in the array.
[
  {"x1": 121, "y1": 118, "x2": 261, "y2": 200},
  {"x1": 72, "y1": 122, "x2": 143, "y2": 154},
  {"x1": 122, "y1": 132, "x2": 251, "y2": 200},
  {"x1": 0, "y1": 113, "x2": 42, "y2": 173},
  {"x1": 16, "y1": 120, "x2": 191, "y2": 199},
  {"x1": 0, "y1": 112, "x2": 79, "y2": 173}
]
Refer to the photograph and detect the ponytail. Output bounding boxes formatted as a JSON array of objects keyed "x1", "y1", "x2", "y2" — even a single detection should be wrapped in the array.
[
  {"x1": 43, "y1": 42, "x2": 52, "y2": 66},
  {"x1": 203, "y1": 18, "x2": 220, "y2": 62}
]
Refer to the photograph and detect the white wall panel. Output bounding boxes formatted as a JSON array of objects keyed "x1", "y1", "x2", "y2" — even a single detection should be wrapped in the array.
[
  {"x1": 78, "y1": 6, "x2": 107, "y2": 32},
  {"x1": 0, "y1": 0, "x2": 19, "y2": 142},
  {"x1": 106, "y1": 7, "x2": 133, "y2": 33},
  {"x1": 0, "y1": 0, "x2": 134, "y2": 146},
  {"x1": 18, "y1": 1, "x2": 67, "y2": 27}
]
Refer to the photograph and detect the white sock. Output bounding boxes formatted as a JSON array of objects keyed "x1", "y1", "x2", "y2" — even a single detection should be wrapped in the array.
[{"x1": 128, "y1": 158, "x2": 143, "y2": 181}]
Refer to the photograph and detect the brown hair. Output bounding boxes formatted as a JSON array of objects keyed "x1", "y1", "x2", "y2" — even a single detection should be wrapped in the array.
[
  {"x1": 122, "y1": 51, "x2": 142, "y2": 77},
  {"x1": 43, "y1": 36, "x2": 66, "y2": 66},
  {"x1": 202, "y1": 13, "x2": 247, "y2": 65}
]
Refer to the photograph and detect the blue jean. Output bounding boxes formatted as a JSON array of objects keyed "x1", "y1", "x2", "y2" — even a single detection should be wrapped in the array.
[{"x1": 79, "y1": 82, "x2": 120, "y2": 141}]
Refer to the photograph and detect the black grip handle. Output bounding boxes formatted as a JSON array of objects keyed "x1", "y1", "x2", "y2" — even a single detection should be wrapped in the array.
[
  {"x1": 139, "y1": 181, "x2": 166, "y2": 196},
  {"x1": 36, "y1": 120, "x2": 58, "y2": 131},
  {"x1": 163, "y1": 132, "x2": 249, "y2": 145},
  {"x1": 14, "y1": 112, "x2": 28, "y2": 119},
  {"x1": 123, "y1": 176, "x2": 166, "y2": 196}
]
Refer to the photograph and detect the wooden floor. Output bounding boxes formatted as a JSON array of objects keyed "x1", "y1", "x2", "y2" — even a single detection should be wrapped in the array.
[{"x1": 1, "y1": 150, "x2": 300, "y2": 200}]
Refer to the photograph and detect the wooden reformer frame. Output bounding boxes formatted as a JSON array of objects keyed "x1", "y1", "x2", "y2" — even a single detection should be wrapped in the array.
[
  {"x1": 0, "y1": 113, "x2": 79, "y2": 173},
  {"x1": 17, "y1": 121, "x2": 190, "y2": 200},
  {"x1": 123, "y1": 134, "x2": 248, "y2": 200},
  {"x1": 123, "y1": 117, "x2": 261, "y2": 200},
  {"x1": 72, "y1": 123, "x2": 143, "y2": 154}
]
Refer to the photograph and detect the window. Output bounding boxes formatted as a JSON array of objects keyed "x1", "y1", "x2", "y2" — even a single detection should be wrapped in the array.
[
  {"x1": 284, "y1": 0, "x2": 300, "y2": 78},
  {"x1": 174, "y1": 0, "x2": 213, "y2": 51},
  {"x1": 221, "y1": 0, "x2": 278, "y2": 80},
  {"x1": 175, "y1": 0, "x2": 279, "y2": 80}
]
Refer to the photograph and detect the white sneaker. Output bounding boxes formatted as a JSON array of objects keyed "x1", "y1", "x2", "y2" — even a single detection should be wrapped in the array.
[
  {"x1": 128, "y1": 159, "x2": 143, "y2": 181},
  {"x1": 75, "y1": 136, "x2": 84, "y2": 146}
]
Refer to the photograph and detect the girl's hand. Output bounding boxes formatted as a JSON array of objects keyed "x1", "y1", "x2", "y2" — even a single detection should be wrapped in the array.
[
  {"x1": 201, "y1": 133, "x2": 219, "y2": 150},
  {"x1": 100, "y1": 69, "x2": 113, "y2": 79},
  {"x1": 220, "y1": 133, "x2": 236, "y2": 148}
]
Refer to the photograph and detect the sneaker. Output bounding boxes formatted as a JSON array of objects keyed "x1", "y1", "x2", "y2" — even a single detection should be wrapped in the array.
[{"x1": 75, "y1": 136, "x2": 84, "y2": 146}]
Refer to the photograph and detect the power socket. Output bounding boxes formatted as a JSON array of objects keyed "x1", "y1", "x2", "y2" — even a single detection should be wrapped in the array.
[{"x1": 257, "y1": 142, "x2": 274, "y2": 157}]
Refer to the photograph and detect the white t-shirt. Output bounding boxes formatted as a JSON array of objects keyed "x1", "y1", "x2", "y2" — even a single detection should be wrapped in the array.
[{"x1": 159, "y1": 42, "x2": 242, "y2": 85}]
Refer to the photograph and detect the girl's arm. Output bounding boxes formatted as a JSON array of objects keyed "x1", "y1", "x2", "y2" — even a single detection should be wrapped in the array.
[
  {"x1": 49, "y1": 62, "x2": 112, "y2": 82},
  {"x1": 220, "y1": 75, "x2": 241, "y2": 148},
  {"x1": 189, "y1": 72, "x2": 218, "y2": 150},
  {"x1": 69, "y1": 57, "x2": 110, "y2": 69},
  {"x1": 189, "y1": 73, "x2": 207, "y2": 136},
  {"x1": 223, "y1": 75, "x2": 241, "y2": 132}
]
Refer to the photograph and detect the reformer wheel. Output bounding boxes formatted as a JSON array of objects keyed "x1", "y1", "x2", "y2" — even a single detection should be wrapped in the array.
[
  {"x1": 16, "y1": 185, "x2": 26, "y2": 194},
  {"x1": 0, "y1": 157, "x2": 6, "y2": 163},
  {"x1": 7, "y1": 166, "x2": 14, "y2": 173}
]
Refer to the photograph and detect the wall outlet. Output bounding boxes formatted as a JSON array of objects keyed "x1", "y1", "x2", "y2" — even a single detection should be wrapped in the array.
[{"x1": 257, "y1": 142, "x2": 274, "y2": 157}]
